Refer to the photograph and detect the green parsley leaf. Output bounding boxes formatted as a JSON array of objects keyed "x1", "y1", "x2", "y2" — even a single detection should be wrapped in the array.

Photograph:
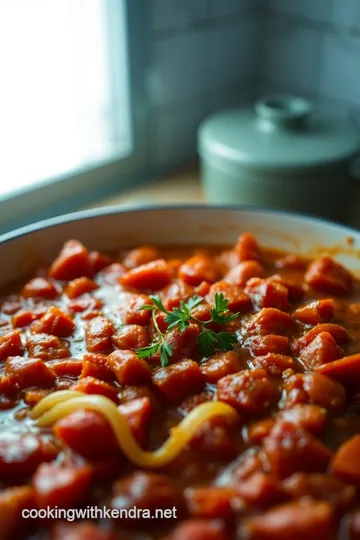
[
  {"x1": 137, "y1": 342, "x2": 160, "y2": 359},
  {"x1": 216, "y1": 331, "x2": 238, "y2": 351},
  {"x1": 197, "y1": 328, "x2": 218, "y2": 356},
  {"x1": 160, "y1": 341, "x2": 173, "y2": 367},
  {"x1": 148, "y1": 295, "x2": 167, "y2": 313},
  {"x1": 186, "y1": 295, "x2": 203, "y2": 312}
]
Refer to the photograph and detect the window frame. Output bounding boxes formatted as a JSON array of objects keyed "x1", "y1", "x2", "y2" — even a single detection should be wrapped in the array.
[{"x1": 0, "y1": 0, "x2": 153, "y2": 233}]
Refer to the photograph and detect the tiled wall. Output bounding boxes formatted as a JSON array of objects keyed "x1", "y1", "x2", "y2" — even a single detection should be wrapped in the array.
[
  {"x1": 257, "y1": 0, "x2": 360, "y2": 120},
  {"x1": 150, "y1": 0, "x2": 360, "y2": 172},
  {"x1": 149, "y1": 0, "x2": 256, "y2": 170}
]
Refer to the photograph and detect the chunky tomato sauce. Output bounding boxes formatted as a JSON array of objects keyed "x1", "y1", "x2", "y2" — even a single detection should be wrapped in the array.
[{"x1": 1, "y1": 235, "x2": 360, "y2": 539}]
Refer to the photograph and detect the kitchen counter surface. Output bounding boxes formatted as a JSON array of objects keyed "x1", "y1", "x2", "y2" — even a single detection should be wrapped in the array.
[{"x1": 86, "y1": 167, "x2": 360, "y2": 230}]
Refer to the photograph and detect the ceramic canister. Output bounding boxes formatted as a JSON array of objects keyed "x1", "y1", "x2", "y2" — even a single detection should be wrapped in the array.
[{"x1": 198, "y1": 95, "x2": 360, "y2": 221}]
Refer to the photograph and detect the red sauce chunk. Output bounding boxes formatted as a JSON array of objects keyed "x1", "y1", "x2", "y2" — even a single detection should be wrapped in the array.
[{"x1": 0, "y1": 237, "x2": 358, "y2": 539}]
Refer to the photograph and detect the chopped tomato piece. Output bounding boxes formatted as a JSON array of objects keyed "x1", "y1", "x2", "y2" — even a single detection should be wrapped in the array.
[
  {"x1": 164, "y1": 323, "x2": 200, "y2": 363},
  {"x1": 52, "y1": 522, "x2": 117, "y2": 540},
  {"x1": 27, "y1": 333, "x2": 69, "y2": 360},
  {"x1": 6, "y1": 356, "x2": 55, "y2": 390},
  {"x1": 54, "y1": 409, "x2": 118, "y2": 459},
  {"x1": 70, "y1": 376, "x2": 118, "y2": 402},
  {"x1": 160, "y1": 280, "x2": 194, "y2": 310},
  {"x1": 179, "y1": 255, "x2": 218, "y2": 286},
  {"x1": 80, "y1": 352, "x2": 114, "y2": 382},
  {"x1": 299, "y1": 331, "x2": 342, "y2": 369},
  {"x1": 206, "y1": 281, "x2": 252, "y2": 312},
  {"x1": 236, "y1": 233, "x2": 261, "y2": 262},
  {"x1": 291, "y1": 323, "x2": 350, "y2": 356},
  {"x1": 185, "y1": 486, "x2": 235, "y2": 520},
  {"x1": 275, "y1": 253, "x2": 309, "y2": 269},
  {"x1": 246, "y1": 308, "x2": 295, "y2": 335},
  {"x1": 0, "y1": 331, "x2": 23, "y2": 362},
  {"x1": 23, "y1": 388, "x2": 52, "y2": 406},
  {"x1": 65, "y1": 277, "x2": 98, "y2": 298},
  {"x1": 268, "y1": 275, "x2": 305, "y2": 301},
  {"x1": 248, "y1": 419, "x2": 275, "y2": 444},
  {"x1": 117, "y1": 385, "x2": 159, "y2": 409},
  {"x1": 178, "y1": 390, "x2": 214, "y2": 415},
  {"x1": 120, "y1": 259, "x2": 171, "y2": 291},
  {"x1": 235, "y1": 472, "x2": 286, "y2": 508},
  {"x1": 50, "y1": 358, "x2": 83, "y2": 377},
  {"x1": 67, "y1": 296, "x2": 103, "y2": 314},
  {"x1": 85, "y1": 316, "x2": 114, "y2": 353},
  {"x1": 190, "y1": 416, "x2": 238, "y2": 461},
  {"x1": 111, "y1": 471, "x2": 185, "y2": 515},
  {"x1": 195, "y1": 280, "x2": 211, "y2": 297},
  {"x1": 190, "y1": 304, "x2": 222, "y2": 332},
  {"x1": 89, "y1": 250, "x2": 113, "y2": 273},
  {"x1": 232, "y1": 449, "x2": 265, "y2": 481},
  {"x1": 0, "y1": 486, "x2": 35, "y2": 540},
  {"x1": 305, "y1": 255, "x2": 353, "y2": 295},
  {"x1": 123, "y1": 245, "x2": 161, "y2": 269},
  {"x1": 302, "y1": 372, "x2": 346, "y2": 410},
  {"x1": 278, "y1": 404, "x2": 327, "y2": 435},
  {"x1": 116, "y1": 292, "x2": 152, "y2": 326},
  {"x1": 315, "y1": 352, "x2": 360, "y2": 381},
  {"x1": 243, "y1": 500, "x2": 334, "y2": 540},
  {"x1": 100, "y1": 262, "x2": 126, "y2": 285},
  {"x1": 12, "y1": 307, "x2": 47, "y2": 328},
  {"x1": 283, "y1": 473, "x2": 355, "y2": 515},
  {"x1": 49, "y1": 240, "x2": 92, "y2": 280},
  {"x1": 167, "y1": 520, "x2": 228, "y2": 540},
  {"x1": 245, "y1": 277, "x2": 290, "y2": 311},
  {"x1": 118, "y1": 397, "x2": 152, "y2": 447},
  {"x1": 245, "y1": 334, "x2": 289, "y2": 356},
  {"x1": 112, "y1": 325, "x2": 150, "y2": 351},
  {"x1": 218, "y1": 369, "x2": 278, "y2": 414},
  {"x1": 249, "y1": 353, "x2": 295, "y2": 376},
  {"x1": 331, "y1": 435, "x2": 360, "y2": 485},
  {"x1": 107, "y1": 350, "x2": 152, "y2": 385},
  {"x1": 34, "y1": 462, "x2": 92, "y2": 509},
  {"x1": 293, "y1": 299, "x2": 335, "y2": 325},
  {"x1": 0, "y1": 434, "x2": 58, "y2": 481},
  {"x1": 224, "y1": 260, "x2": 264, "y2": 287},
  {"x1": 152, "y1": 359, "x2": 205, "y2": 405},
  {"x1": 264, "y1": 421, "x2": 332, "y2": 479},
  {"x1": 22, "y1": 277, "x2": 59, "y2": 298},
  {"x1": 31, "y1": 306, "x2": 75, "y2": 337},
  {"x1": 200, "y1": 351, "x2": 242, "y2": 383}
]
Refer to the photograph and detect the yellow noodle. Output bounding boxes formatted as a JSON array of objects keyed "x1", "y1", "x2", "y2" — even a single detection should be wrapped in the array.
[
  {"x1": 30, "y1": 392, "x2": 239, "y2": 468},
  {"x1": 30, "y1": 391, "x2": 84, "y2": 418}
]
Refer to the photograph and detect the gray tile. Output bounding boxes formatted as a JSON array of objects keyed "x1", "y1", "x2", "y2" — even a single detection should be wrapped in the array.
[
  {"x1": 265, "y1": 0, "x2": 335, "y2": 24},
  {"x1": 261, "y1": 17, "x2": 321, "y2": 91},
  {"x1": 152, "y1": 0, "x2": 208, "y2": 32},
  {"x1": 154, "y1": 100, "x2": 209, "y2": 168},
  {"x1": 318, "y1": 32, "x2": 360, "y2": 106},
  {"x1": 208, "y1": 0, "x2": 251, "y2": 18},
  {"x1": 206, "y1": 17, "x2": 256, "y2": 93},
  {"x1": 151, "y1": 30, "x2": 210, "y2": 107},
  {"x1": 333, "y1": 0, "x2": 360, "y2": 31}
]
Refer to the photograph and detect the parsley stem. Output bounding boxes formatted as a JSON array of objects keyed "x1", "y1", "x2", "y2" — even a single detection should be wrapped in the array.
[{"x1": 152, "y1": 309, "x2": 163, "y2": 336}]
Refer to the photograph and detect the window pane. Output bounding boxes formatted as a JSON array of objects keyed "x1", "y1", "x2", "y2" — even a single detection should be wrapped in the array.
[{"x1": 0, "y1": 0, "x2": 132, "y2": 198}]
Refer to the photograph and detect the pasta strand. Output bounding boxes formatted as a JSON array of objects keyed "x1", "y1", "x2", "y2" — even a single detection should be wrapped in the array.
[{"x1": 30, "y1": 392, "x2": 239, "y2": 468}]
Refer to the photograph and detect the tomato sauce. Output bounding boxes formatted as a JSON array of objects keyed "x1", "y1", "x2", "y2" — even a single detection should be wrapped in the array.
[{"x1": 1, "y1": 235, "x2": 360, "y2": 539}]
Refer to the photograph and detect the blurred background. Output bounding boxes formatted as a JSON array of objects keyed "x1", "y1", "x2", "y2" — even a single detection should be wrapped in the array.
[{"x1": 1, "y1": 0, "x2": 360, "y2": 232}]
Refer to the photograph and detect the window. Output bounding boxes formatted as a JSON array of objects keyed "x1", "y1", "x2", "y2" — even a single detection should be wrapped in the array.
[{"x1": 0, "y1": 0, "x2": 149, "y2": 231}]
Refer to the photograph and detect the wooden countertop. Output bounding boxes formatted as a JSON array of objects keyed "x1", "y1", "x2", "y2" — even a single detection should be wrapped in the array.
[
  {"x1": 86, "y1": 166, "x2": 360, "y2": 229},
  {"x1": 86, "y1": 168, "x2": 204, "y2": 208}
]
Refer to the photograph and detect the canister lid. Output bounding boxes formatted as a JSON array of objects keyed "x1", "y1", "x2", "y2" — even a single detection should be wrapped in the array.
[{"x1": 198, "y1": 95, "x2": 360, "y2": 172}]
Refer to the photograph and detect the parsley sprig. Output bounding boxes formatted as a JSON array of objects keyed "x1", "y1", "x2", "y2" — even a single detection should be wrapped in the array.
[{"x1": 137, "y1": 293, "x2": 239, "y2": 367}]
